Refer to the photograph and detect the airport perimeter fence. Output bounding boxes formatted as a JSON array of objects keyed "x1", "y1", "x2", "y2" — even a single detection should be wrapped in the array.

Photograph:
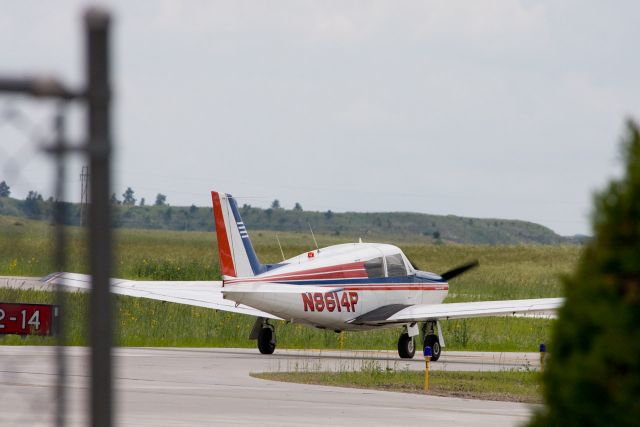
[{"x1": 0, "y1": 7, "x2": 114, "y2": 427}]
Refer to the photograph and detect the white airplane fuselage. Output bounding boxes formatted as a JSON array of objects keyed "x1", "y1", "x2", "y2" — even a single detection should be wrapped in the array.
[{"x1": 221, "y1": 242, "x2": 449, "y2": 331}]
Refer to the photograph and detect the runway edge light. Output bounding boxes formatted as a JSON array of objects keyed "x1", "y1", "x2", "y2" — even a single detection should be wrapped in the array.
[
  {"x1": 424, "y1": 346, "x2": 432, "y2": 358},
  {"x1": 424, "y1": 346, "x2": 432, "y2": 392}
]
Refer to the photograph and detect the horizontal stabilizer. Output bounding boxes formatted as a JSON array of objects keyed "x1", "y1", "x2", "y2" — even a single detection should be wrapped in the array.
[{"x1": 43, "y1": 272, "x2": 281, "y2": 319}]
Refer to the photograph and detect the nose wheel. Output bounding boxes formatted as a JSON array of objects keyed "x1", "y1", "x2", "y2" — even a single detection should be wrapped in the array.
[{"x1": 397, "y1": 333, "x2": 416, "y2": 358}]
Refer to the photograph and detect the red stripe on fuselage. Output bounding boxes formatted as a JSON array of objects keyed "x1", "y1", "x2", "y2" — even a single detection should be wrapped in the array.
[
  {"x1": 224, "y1": 262, "x2": 367, "y2": 284},
  {"x1": 211, "y1": 191, "x2": 236, "y2": 277}
]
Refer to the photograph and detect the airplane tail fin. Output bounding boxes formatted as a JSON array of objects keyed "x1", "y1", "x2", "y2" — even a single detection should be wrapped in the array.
[{"x1": 211, "y1": 191, "x2": 266, "y2": 279}]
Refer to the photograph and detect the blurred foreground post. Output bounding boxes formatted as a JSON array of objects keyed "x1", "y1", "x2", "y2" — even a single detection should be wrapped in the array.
[{"x1": 86, "y1": 8, "x2": 113, "y2": 427}]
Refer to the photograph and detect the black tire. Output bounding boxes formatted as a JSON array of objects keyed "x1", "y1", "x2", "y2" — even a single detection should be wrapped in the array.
[
  {"x1": 258, "y1": 327, "x2": 276, "y2": 355},
  {"x1": 425, "y1": 334, "x2": 441, "y2": 362},
  {"x1": 397, "y1": 333, "x2": 415, "y2": 359}
]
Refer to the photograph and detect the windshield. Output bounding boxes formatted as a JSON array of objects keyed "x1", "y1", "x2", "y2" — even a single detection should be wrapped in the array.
[{"x1": 385, "y1": 253, "x2": 407, "y2": 277}]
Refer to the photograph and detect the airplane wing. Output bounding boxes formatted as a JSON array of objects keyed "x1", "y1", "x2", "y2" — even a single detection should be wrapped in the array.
[
  {"x1": 43, "y1": 272, "x2": 282, "y2": 320},
  {"x1": 349, "y1": 298, "x2": 563, "y2": 325}
]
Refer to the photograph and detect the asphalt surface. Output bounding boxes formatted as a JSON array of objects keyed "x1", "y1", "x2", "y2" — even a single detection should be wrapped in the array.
[{"x1": 0, "y1": 346, "x2": 540, "y2": 426}]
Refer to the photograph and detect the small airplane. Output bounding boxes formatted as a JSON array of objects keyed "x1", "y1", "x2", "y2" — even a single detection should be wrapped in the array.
[{"x1": 47, "y1": 191, "x2": 563, "y2": 360}]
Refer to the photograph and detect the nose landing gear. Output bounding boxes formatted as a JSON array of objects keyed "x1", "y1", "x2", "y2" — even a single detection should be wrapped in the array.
[
  {"x1": 397, "y1": 332, "x2": 416, "y2": 358},
  {"x1": 397, "y1": 322, "x2": 419, "y2": 358}
]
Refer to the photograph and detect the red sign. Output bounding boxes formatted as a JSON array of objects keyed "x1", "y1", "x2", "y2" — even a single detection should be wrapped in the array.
[{"x1": 0, "y1": 302, "x2": 58, "y2": 336}]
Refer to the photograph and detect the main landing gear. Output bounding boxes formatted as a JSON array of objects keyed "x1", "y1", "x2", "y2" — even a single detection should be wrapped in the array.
[
  {"x1": 421, "y1": 321, "x2": 442, "y2": 361},
  {"x1": 396, "y1": 321, "x2": 443, "y2": 361},
  {"x1": 251, "y1": 317, "x2": 276, "y2": 354}
]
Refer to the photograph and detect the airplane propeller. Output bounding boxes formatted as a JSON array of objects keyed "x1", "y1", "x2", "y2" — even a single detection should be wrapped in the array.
[{"x1": 439, "y1": 260, "x2": 479, "y2": 281}]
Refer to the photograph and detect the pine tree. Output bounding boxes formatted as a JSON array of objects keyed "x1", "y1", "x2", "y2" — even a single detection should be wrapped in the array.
[
  {"x1": 122, "y1": 187, "x2": 136, "y2": 205},
  {"x1": 530, "y1": 120, "x2": 640, "y2": 426},
  {"x1": 155, "y1": 193, "x2": 167, "y2": 206},
  {"x1": 0, "y1": 180, "x2": 10, "y2": 197}
]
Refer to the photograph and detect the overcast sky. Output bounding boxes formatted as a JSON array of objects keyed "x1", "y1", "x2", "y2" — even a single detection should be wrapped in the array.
[{"x1": 1, "y1": 1, "x2": 639, "y2": 236}]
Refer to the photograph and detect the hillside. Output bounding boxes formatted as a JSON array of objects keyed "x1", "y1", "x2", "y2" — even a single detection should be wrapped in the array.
[{"x1": 0, "y1": 195, "x2": 583, "y2": 245}]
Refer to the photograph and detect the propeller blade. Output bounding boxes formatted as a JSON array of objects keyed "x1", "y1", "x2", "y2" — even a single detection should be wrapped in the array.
[{"x1": 440, "y1": 260, "x2": 479, "y2": 281}]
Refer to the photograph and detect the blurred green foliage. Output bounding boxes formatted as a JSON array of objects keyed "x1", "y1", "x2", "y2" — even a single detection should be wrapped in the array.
[{"x1": 531, "y1": 121, "x2": 640, "y2": 426}]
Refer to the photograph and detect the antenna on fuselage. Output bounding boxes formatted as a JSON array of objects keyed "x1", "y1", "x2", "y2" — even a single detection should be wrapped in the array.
[
  {"x1": 308, "y1": 223, "x2": 320, "y2": 252},
  {"x1": 275, "y1": 234, "x2": 286, "y2": 261}
]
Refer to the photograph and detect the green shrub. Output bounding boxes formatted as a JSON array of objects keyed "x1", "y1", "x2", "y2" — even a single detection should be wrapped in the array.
[{"x1": 531, "y1": 121, "x2": 640, "y2": 426}]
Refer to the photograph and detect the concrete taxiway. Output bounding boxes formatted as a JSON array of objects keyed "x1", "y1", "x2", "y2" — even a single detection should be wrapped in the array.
[{"x1": 0, "y1": 346, "x2": 539, "y2": 426}]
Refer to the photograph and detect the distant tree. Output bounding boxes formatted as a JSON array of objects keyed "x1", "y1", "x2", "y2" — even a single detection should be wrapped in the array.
[
  {"x1": 163, "y1": 207, "x2": 172, "y2": 222},
  {"x1": 23, "y1": 191, "x2": 44, "y2": 217},
  {"x1": 324, "y1": 210, "x2": 333, "y2": 220},
  {"x1": 122, "y1": 187, "x2": 136, "y2": 205},
  {"x1": 189, "y1": 204, "x2": 197, "y2": 214},
  {"x1": 432, "y1": 230, "x2": 440, "y2": 240},
  {"x1": 293, "y1": 202, "x2": 303, "y2": 211},
  {"x1": 110, "y1": 193, "x2": 120, "y2": 205},
  {"x1": 139, "y1": 197, "x2": 145, "y2": 206},
  {"x1": 0, "y1": 180, "x2": 10, "y2": 197},
  {"x1": 271, "y1": 199, "x2": 281, "y2": 209},
  {"x1": 530, "y1": 121, "x2": 640, "y2": 426},
  {"x1": 26, "y1": 191, "x2": 43, "y2": 202},
  {"x1": 155, "y1": 193, "x2": 167, "y2": 206},
  {"x1": 265, "y1": 208, "x2": 273, "y2": 219}
]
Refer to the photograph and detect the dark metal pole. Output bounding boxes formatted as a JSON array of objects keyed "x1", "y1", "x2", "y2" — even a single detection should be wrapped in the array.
[
  {"x1": 85, "y1": 8, "x2": 113, "y2": 427},
  {"x1": 52, "y1": 105, "x2": 68, "y2": 427}
]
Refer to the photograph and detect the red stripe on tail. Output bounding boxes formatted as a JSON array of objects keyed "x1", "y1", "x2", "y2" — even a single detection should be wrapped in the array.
[{"x1": 211, "y1": 191, "x2": 236, "y2": 277}]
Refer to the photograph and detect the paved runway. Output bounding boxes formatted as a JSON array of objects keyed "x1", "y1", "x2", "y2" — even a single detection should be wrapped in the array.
[{"x1": 0, "y1": 346, "x2": 539, "y2": 426}]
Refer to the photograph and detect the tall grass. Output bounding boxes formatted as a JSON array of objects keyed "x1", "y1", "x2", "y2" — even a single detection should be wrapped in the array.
[{"x1": 0, "y1": 216, "x2": 581, "y2": 351}]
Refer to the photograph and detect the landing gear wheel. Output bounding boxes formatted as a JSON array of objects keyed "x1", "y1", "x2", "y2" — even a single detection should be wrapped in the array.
[
  {"x1": 425, "y1": 334, "x2": 441, "y2": 362},
  {"x1": 397, "y1": 333, "x2": 415, "y2": 359},
  {"x1": 257, "y1": 327, "x2": 276, "y2": 354}
]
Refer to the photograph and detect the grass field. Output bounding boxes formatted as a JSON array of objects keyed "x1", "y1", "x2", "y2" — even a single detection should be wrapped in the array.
[
  {"x1": 0, "y1": 215, "x2": 581, "y2": 351},
  {"x1": 253, "y1": 368, "x2": 542, "y2": 403}
]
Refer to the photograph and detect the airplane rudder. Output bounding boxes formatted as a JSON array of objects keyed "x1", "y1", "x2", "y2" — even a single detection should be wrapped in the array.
[{"x1": 211, "y1": 191, "x2": 237, "y2": 277}]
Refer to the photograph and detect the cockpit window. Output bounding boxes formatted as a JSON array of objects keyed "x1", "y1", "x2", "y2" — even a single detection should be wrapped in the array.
[
  {"x1": 385, "y1": 253, "x2": 407, "y2": 277},
  {"x1": 364, "y1": 257, "x2": 384, "y2": 278}
]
